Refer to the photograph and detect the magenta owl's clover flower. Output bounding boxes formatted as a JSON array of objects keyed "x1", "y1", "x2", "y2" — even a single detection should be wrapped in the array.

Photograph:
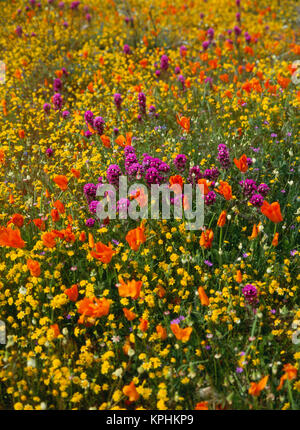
[
  {"x1": 113, "y1": 93, "x2": 123, "y2": 109},
  {"x1": 207, "y1": 27, "x2": 214, "y2": 40},
  {"x1": 205, "y1": 191, "x2": 216, "y2": 206},
  {"x1": 178, "y1": 75, "x2": 185, "y2": 90},
  {"x1": 123, "y1": 44, "x2": 131, "y2": 55},
  {"x1": 203, "y1": 167, "x2": 219, "y2": 181},
  {"x1": 62, "y1": 110, "x2": 70, "y2": 119},
  {"x1": 117, "y1": 198, "x2": 130, "y2": 212},
  {"x1": 107, "y1": 164, "x2": 122, "y2": 186},
  {"x1": 249, "y1": 193, "x2": 264, "y2": 207},
  {"x1": 257, "y1": 183, "x2": 270, "y2": 197},
  {"x1": 85, "y1": 218, "x2": 95, "y2": 227},
  {"x1": 234, "y1": 25, "x2": 242, "y2": 36},
  {"x1": 89, "y1": 200, "x2": 99, "y2": 214},
  {"x1": 93, "y1": 116, "x2": 105, "y2": 135},
  {"x1": 43, "y1": 103, "x2": 51, "y2": 114},
  {"x1": 15, "y1": 26, "x2": 23, "y2": 37},
  {"x1": 70, "y1": 1, "x2": 80, "y2": 10},
  {"x1": 202, "y1": 40, "x2": 210, "y2": 50},
  {"x1": 84, "y1": 110, "x2": 93, "y2": 124},
  {"x1": 239, "y1": 179, "x2": 257, "y2": 196},
  {"x1": 53, "y1": 78, "x2": 62, "y2": 92},
  {"x1": 187, "y1": 165, "x2": 202, "y2": 185},
  {"x1": 53, "y1": 93, "x2": 63, "y2": 110},
  {"x1": 160, "y1": 54, "x2": 169, "y2": 71},
  {"x1": 174, "y1": 66, "x2": 181, "y2": 74},
  {"x1": 217, "y1": 144, "x2": 231, "y2": 169},
  {"x1": 174, "y1": 154, "x2": 187, "y2": 171},
  {"x1": 138, "y1": 92, "x2": 146, "y2": 114},
  {"x1": 46, "y1": 148, "x2": 54, "y2": 157},
  {"x1": 242, "y1": 284, "x2": 258, "y2": 305}
]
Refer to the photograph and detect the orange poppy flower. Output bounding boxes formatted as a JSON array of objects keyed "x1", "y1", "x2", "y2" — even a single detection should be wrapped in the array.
[
  {"x1": 51, "y1": 209, "x2": 60, "y2": 222},
  {"x1": 32, "y1": 219, "x2": 46, "y2": 231},
  {"x1": 248, "y1": 375, "x2": 269, "y2": 396},
  {"x1": 176, "y1": 114, "x2": 190, "y2": 132},
  {"x1": 50, "y1": 324, "x2": 60, "y2": 338},
  {"x1": 234, "y1": 154, "x2": 248, "y2": 173},
  {"x1": 156, "y1": 324, "x2": 167, "y2": 340},
  {"x1": 18, "y1": 129, "x2": 25, "y2": 139},
  {"x1": 123, "y1": 308, "x2": 137, "y2": 321},
  {"x1": 65, "y1": 284, "x2": 78, "y2": 302},
  {"x1": 197, "y1": 178, "x2": 211, "y2": 195},
  {"x1": 215, "y1": 181, "x2": 232, "y2": 200},
  {"x1": 90, "y1": 241, "x2": 116, "y2": 263},
  {"x1": 169, "y1": 175, "x2": 184, "y2": 193},
  {"x1": 138, "y1": 318, "x2": 149, "y2": 332},
  {"x1": 249, "y1": 223, "x2": 260, "y2": 240},
  {"x1": 71, "y1": 168, "x2": 80, "y2": 178},
  {"x1": 198, "y1": 287, "x2": 210, "y2": 306},
  {"x1": 42, "y1": 231, "x2": 56, "y2": 248},
  {"x1": 261, "y1": 201, "x2": 283, "y2": 223},
  {"x1": 126, "y1": 224, "x2": 146, "y2": 251},
  {"x1": 9, "y1": 213, "x2": 24, "y2": 228},
  {"x1": 272, "y1": 232, "x2": 279, "y2": 247},
  {"x1": 53, "y1": 175, "x2": 68, "y2": 191},
  {"x1": 27, "y1": 259, "x2": 41, "y2": 277},
  {"x1": 200, "y1": 229, "x2": 214, "y2": 249},
  {"x1": 77, "y1": 296, "x2": 110, "y2": 322},
  {"x1": 0, "y1": 226, "x2": 25, "y2": 248},
  {"x1": 123, "y1": 381, "x2": 140, "y2": 402},
  {"x1": 235, "y1": 270, "x2": 243, "y2": 283},
  {"x1": 171, "y1": 323, "x2": 192, "y2": 342},
  {"x1": 277, "y1": 364, "x2": 297, "y2": 391},
  {"x1": 195, "y1": 401, "x2": 209, "y2": 410},
  {"x1": 118, "y1": 278, "x2": 142, "y2": 300},
  {"x1": 217, "y1": 210, "x2": 227, "y2": 227},
  {"x1": 79, "y1": 231, "x2": 86, "y2": 242},
  {"x1": 100, "y1": 135, "x2": 111, "y2": 148}
]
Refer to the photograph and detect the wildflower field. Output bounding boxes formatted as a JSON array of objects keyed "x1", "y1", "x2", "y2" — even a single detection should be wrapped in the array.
[{"x1": 0, "y1": 0, "x2": 299, "y2": 411}]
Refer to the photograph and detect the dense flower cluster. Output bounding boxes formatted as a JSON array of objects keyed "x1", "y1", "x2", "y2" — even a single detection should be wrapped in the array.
[{"x1": 0, "y1": 0, "x2": 299, "y2": 412}]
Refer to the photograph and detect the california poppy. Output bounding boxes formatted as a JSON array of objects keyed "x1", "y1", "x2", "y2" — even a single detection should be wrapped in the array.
[
  {"x1": 50, "y1": 324, "x2": 60, "y2": 338},
  {"x1": 235, "y1": 270, "x2": 243, "y2": 283},
  {"x1": 234, "y1": 154, "x2": 248, "y2": 173},
  {"x1": 118, "y1": 278, "x2": 142, "y2": 300},
  {"x1": 123, "y1": 308, "x2": 137, "y2": 321},
  {"x1": 90, "y1": 241, "x2": 116, "y2": 263},
  {"x1": 248, "y1": 375, "x2": 268, "y2": 396},
  {"x1": 171, "y1": 323, "x2": 192, "y2": 342},
  {"x1": 215, "y1": 181, "x2": 232, "y2": 200},
  {"x1": 195, "y1": 401, "x2": 209, "y2": 410},
  {"x1": 261, "y1": 201, "x2": 283, "y2": 223},
  {"x1": 53, "y1": 175, "x2": 68, "y2": 191},
  {"x1": 77, "y1": 296, "x2": 110, "y2": 323},
  {"x1": 198, "y1": 286, "x2": 210, "y2": 306},
  {"x1": 217, "y1": 210, "x2": 227, "y2": 227},
  {"x1": 65, "y1": 284, "x2": 78, "y2": 302},
  {"x1": 27, "y1": 259, "x2": 41, "y2": 277},
  {"x1": 138, "y1": 318, "x2": 149, "y2": 332},
  {"x1": 0, "y1": 226, "x2": 25, "y2": 248},
  {"x1": 198, "y1": 178, "x2": 211, "y2": 195},
  {"x1": 126, "y1": 224, "x2": 146, "y2": 251},
  {"x1": 123, "y1": 381, "x2": 139, "y2": 402},
  {"x1": 176, "y1": 114, "x2": 190, "y2": 132},
  {"x1": 272, "y1": 232, "x2": 279, "y2": 247},
  {"x1": 200, "y1": 229, "x2": 214, "y2": 249},
  {"x1": 51, "y1": 209, "x2": 60, "y2": 222},
  {"x1": 277, "y1": 364, "x2": 297, "y2": 391},
  {"x1": 42, "y1": 231, "x2": 56, "y2": 248},
  {"x1": 156, "y1": 324, "x2": 167, "y2": 340},
  {"x1": 249, "y1": 223, "x2": 260, "y2": 240}
]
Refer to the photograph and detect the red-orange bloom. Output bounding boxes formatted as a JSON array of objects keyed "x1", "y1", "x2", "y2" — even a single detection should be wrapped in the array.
[
  {"x1": 53, "y1": 200, "x2": 65, "y2": 214},
  {"x1": 32, "y1": 219, "x2": 46, "y2": 231},
  {"x1": 71, "y1": 168, "x2": 80, "y2": 178},
  {"x1": 234, "y1": 154, "x2": 248, "y2": 173},
  {"x1": 176, "y1": 114, "x2": 190, "y2": 132},
  {"x1": 90, "y1": 241, "x2": 116, "y2": 263},
  {"x1": 51, "y1": 209, "x2": 60, "y2": 222},
  {"x1": 235, "y1": 270, "x2": 243, "y2": 283},
  {"x1": 77, "y1": 296, "x2": 110, "y2": 323},
  {"x1": 53, "y1": 175, "x2": 68, "y2": 191},
  {"x1": 272, "y1": 232, "x2": 279, "y2": 247},
  {"x1": 197, "y1": 178, "x2": 211, "y2": 195},
  {"x1": 171, "y1": 323, "x2": 192, "y2": 342},
  {"x1": 195, "y1": 401, "x2": 209, "y2": 410},
  {"x1": 0, "y1": 226, "x2": 25, "y2": 248},
  {"x1": 123, "y1": 307, "x2": 137, "y2": 321},
  {"x1": 118, "y1": 278, "x2": 142, "y2": 300},
  {"x1": 9, "y1": 214, "x2": 24, "y2": 228},
  {"x1": 65, "y1": 284, "x2": 78, "y2": 302},
  {"x1": 100, "y1": 135, "x2": 111, "y2": 148},
  {"x1": 138, "y1": 318, "x2": 149, "y2": 332},
  {"x1": 261, "y1": 201, "x2": 283, "y2": 223},
  {"x1": 215, "y1": 181, "x2": 232, "y2": 200},
  {"x1": 156, "y1": 324, "x2": 167, "y2": 340},
  {"x1": 277, "y1": 364, "x2": 297, "y2": 391},
  {"x1": 50, "y1": 324, "x2": 60, "y2": 338},
  {"x1": 42, "y1": 231, "x2": 56, "y2": 248},
  {"x1": 27, "y1": 259, "x2": 41, "y2": 277},
  {"x1": 217, "y1": 210, "x2": 227, "y2": 227},
  {"x1": 126, "y1": 224, "x2": 146, "y2": 251},
  {"x1": 198, "y1": 286, "x2": 210, "y2": 306},
  {"x1": 248, "y1": 375, "x2": 269, "y2": 396},
  {"x1": 169, "y1": 175, "x2": 184, "y2": 192},
  {"x1": 200, "y1": 229, "x2": 214, "y2": 249},
  {"x1": 123, "y1": 382, "x2": 140, "y2": 402}
]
